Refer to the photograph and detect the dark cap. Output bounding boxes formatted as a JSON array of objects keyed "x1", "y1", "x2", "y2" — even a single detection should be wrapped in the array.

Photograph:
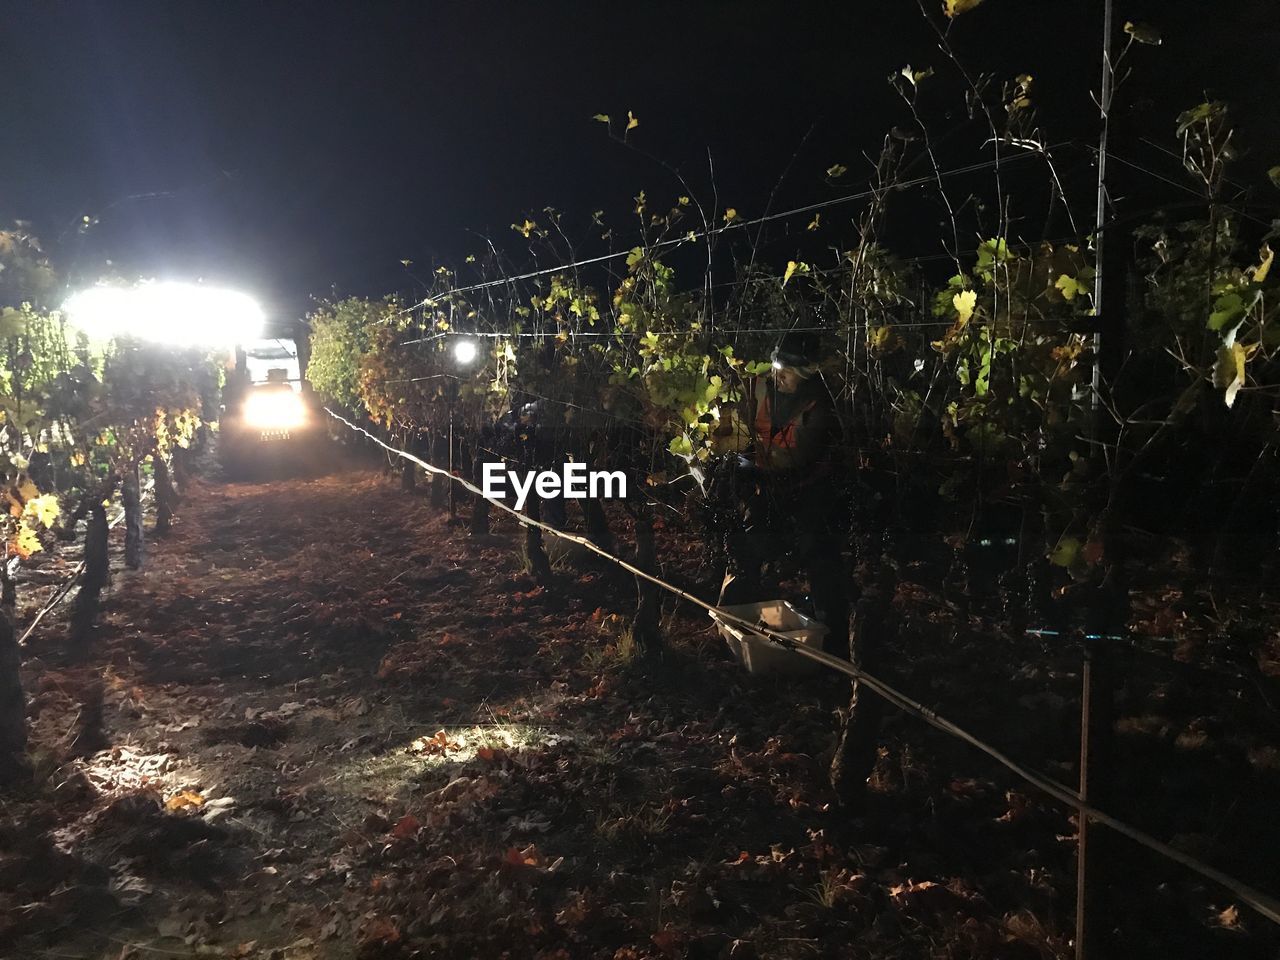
[{"x1": 771, "y1": 330, "x2": 821, "y2": 370}]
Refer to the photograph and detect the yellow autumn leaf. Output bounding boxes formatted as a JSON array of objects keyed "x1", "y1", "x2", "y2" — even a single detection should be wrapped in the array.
[
  {"x1": 1213, "y1": 341, "x2": 1248, "y2": 408},
  {"x1": 868, "y1": 325, "x2": 897, "y2": 353},
  {"x1": 944, "y1": 0, "x2": 985, "y2": 17},
  {"x1": 1254, "y1": 244, "x2": 1273, "y2": 284},
  {"x1": 23, "y1": 494, "x2": 60, "y2": 529},
  {"x1": 13, "y1": 525, "x2": 42, "y2": 559},
  {"x1": 723, "y1": 208, "x2": 739, "y2": 223},
  {"x1": 165, "y1": 790, "x2": 205, "y2": 812},
  {"x1": 592, "y1": 113, "x2": 610, "y2": 124},
  {"x1": 806, "y1": 214, "x2": 821, "y2": 232},
  {"x1": 626, "y1": 110, "x2": 639, "y2": 131},
  {"x1": 953, "y1": 289, "x2": 978, "y2": 325},
  {"x1": 783, "y1": 261, "x2": 809, "y2": 286}
]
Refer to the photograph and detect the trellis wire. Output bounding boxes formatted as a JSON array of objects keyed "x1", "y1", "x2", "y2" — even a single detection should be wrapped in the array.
[{"x1": 387, "y1": 146, "x2": 1073, "y2": 319}]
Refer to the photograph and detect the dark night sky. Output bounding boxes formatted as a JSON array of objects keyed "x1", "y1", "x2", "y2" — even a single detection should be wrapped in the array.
[{"x1": 2, "y1": 2, "x2": 1278, "y2": 324}]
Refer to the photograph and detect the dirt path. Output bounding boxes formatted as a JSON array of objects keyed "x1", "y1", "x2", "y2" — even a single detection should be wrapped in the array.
[{"x1": 5, "y1": 461, "x2": 1278, "y2": 960}]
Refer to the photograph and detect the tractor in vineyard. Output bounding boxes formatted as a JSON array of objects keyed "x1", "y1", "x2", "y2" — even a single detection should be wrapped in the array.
[{"x1": 219, "y1": 337, "x2": 325, "y2": 478}]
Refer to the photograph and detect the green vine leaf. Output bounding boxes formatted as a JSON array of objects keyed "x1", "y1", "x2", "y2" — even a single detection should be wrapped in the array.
[
  {"x1": 1055, "y1": 274, "x2": 1088, "y2": 301},
  {"x1": 1049, "y1": 536, "x2": 1080, "y2": 568},
  {"x1": 1207, "y1": 291, "x2": 1246, "y2": 333}
]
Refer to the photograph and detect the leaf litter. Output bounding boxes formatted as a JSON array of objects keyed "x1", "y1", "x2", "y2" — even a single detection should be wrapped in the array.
[{"x1": 3, "y1": 464, "x2": 1278, "y2": 958}]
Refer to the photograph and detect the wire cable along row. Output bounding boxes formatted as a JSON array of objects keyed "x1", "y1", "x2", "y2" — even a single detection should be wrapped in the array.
[
  {"x1": 326, "y1": 407, "x2": 1280, "y2": 929},
  {"x1": 387, "y1": 147, "x2": 1069, "y2": 319}
]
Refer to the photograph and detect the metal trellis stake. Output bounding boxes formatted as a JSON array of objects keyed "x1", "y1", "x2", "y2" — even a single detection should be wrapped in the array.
[{"x1": 1079, "y1": 1, "x2": 1116, "y2": 957}]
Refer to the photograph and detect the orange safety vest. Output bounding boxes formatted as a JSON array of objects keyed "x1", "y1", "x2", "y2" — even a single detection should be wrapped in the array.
[{"x1": 753, "y1": 388, "x2": 818, "y2": 469}]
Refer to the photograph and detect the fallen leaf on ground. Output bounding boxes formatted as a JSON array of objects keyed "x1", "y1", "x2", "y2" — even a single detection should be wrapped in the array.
[
  {"x1": 391, "y1": 814, "x2": 420, "y2": 839},
  {"x1": 165, "y1": 790, "x2": 205, "y2": 811}
]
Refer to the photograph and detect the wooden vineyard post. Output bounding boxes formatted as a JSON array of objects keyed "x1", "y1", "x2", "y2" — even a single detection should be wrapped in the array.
[
  {"x1": 469, "y1": 450, "x2": 490, "y2": 537},
  {"x1": 581, "y1": 496, "x2": 615, "y2": 552},
  {"x1": 429, "y1": 432, "x2": 448, "y2": 510},
  {"x1": 1, "y1": 561, "x2": 14, "y2": 608},
  {"x1": 630, "y1": 503, "x2": 663, "y2": 658},
  {"x1": 830, "y1": 573, "x2": 893, "y2": 807},
  {"x1": 448, "y1": 401, "x2": 456, "y2": 522},
  {"x1": 69, "y1": 501, "x2": 110, "y2": 654},
  {"x1": 401, "y1": 430, "x2": 417, "y2": 491},
  {"x1": 123, "y1": 462, "x2": 144, "y2": 569},
  {"x1": 1076, "y1": 643, "x2": 1095, "y2": 960},
  {"x1": 0, "y1": 582, "x2": 28, "y2": 787},
  {"x1": 173, "y1": 444, "x2": 192, "y2": 493},
  {"x1": 153, "y1": 450, "x2": 176, "y2": 535},
  {"x1": 523, "y1": 496, "x2": 553, "y2": 585}
]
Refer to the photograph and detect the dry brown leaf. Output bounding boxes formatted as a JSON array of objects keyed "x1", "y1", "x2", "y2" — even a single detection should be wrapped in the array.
[
  {"x1": 391, "y1": 814, "x2": 420, "y2": 839},
  {"x1": 165, "y1": 790, "x2": 205, "y2": 812}
]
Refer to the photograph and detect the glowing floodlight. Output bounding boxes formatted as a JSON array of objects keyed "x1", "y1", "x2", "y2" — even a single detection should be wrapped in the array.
[
  {"x1": 243, "y1": 389, "x2": 306, "y2": 430},
  {"x1": 453, "y1": 339, "x2": 478, "y2": 366},
  {"x1": 62, "y1": 282, "x2": 265, "y2": 348}
]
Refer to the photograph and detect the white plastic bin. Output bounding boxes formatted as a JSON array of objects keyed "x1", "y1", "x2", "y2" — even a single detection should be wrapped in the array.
[{"x1": 710, "y1": 600, "x2": 828, "y2": 676}]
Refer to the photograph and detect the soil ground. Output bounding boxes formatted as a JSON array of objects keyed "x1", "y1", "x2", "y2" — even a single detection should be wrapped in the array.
[{"x1": 3, "y1": 445, "x2": 1279, "y2": 959}]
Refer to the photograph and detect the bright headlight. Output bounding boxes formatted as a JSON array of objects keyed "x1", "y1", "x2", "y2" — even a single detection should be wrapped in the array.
[{"x1": 243, "y1": 391, "x2": 305, "y2": 429}]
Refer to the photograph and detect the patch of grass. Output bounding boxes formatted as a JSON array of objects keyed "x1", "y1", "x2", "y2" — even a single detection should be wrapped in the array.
[
  {"x1": 593, "y1": 800, "x2": 673, "y2": 844},
  {"x1": 580, "y1": 616, "x2": 640, "y2": 673}
]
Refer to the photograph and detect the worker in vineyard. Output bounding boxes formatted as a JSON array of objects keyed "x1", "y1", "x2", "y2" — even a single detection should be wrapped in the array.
[{"x1": 717, "y1": 329, "x2": 849, "y2": 656}]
